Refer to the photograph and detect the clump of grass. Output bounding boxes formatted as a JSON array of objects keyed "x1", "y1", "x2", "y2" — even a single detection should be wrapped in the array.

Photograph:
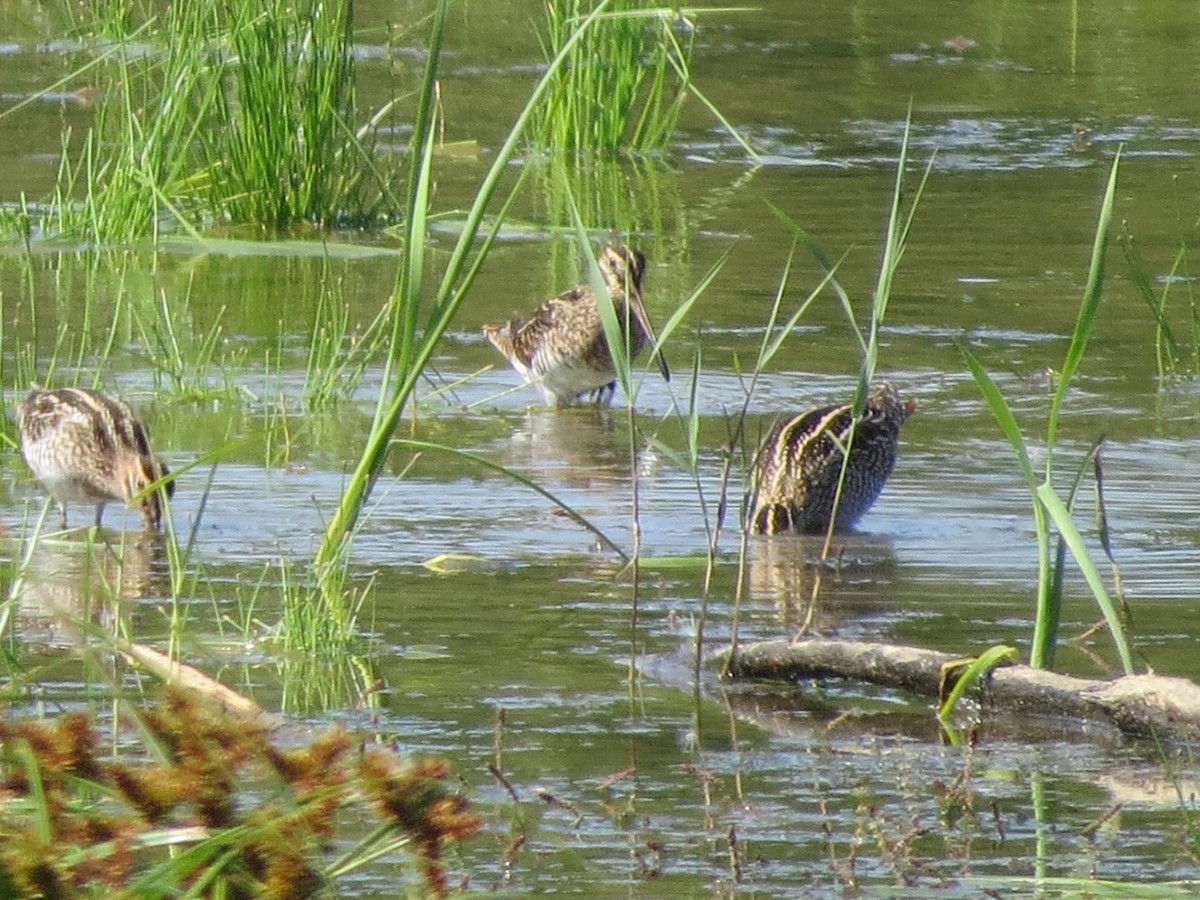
[
  {"x1": 129, "y1": 281, "x2": 243, "y2": 403},
  {"x1": 205, "y1": 0, "x2": 400, "y2": 228},
  {"x1": 532, "y1": 1, "x2": 758, "y2": 161},
  {"x1": 533, "y1": 0, "x2": 692, "y2": 156},
  {"x1": 0, "y1": 689, "x2": 479, "y2": 896},
  {"x1": 958, "y1": 153, "x2": 1133, "y2": 673},
  {"x1": 282, "y1": 548, "x2": 376, "y2": 657},
  {"x1": 302, "y1": 270, "x2": 390, "y2": 409},
  {"x1": 6, "y1": 0, "x2": 404, "y2": 242}
]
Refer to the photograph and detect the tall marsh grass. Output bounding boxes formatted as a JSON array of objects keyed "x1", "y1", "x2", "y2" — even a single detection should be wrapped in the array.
[
  {"x1": 6, "y1": 0, "x2": 403, "y2": 242},
  {"x1": 534, "y1": 0, "x2": 693, "y2": 156},
  {"x1": 958, "y1": 154, "x2": 1133, "y2": 674},
  {"x1": 209, "y1": 0, "x2": 399, "y2": 228},
  {"x1": 532, "y1": 1, "x2": 758, "y2": 161}
]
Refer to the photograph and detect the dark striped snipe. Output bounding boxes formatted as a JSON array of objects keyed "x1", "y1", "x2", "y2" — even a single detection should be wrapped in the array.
[
  {"x1": 747, "y1": 382, "x2": 915, "y2": 535},
  {"x1": 16, "y1": 384, "x2": 174, "y2": 530},
  {"x1": 483, "y1": 244, "x2": 670, "y2": 407}
]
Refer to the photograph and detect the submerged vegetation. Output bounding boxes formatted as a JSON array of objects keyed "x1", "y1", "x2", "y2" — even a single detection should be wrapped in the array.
[{"x1": 531, "y1": 1, "x2": 759, "y2": 162}]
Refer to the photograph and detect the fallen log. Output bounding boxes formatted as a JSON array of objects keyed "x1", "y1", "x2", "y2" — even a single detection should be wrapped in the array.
[
  {"x1": 119, "y1": 640, "x2": 281, "y2": 729},
  {"x1": 717, "y1": 638, "x2": 1200, "y2": 741}
]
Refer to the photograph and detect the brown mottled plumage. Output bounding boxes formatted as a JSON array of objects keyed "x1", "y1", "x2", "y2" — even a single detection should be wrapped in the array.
[
  {"x1": 15, "y1": 385, "x2": 174, "y2": 530},
  {"x1": 747, "y1": 382, "x2": 915, "y2": 535},
  {"x1": 483, "y1": 244, "x2": 670, "y2": 407}
]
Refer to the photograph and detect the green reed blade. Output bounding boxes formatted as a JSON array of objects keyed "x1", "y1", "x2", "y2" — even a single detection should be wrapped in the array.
[
  {"x1": 958, "y1": 150, "x2": 1129, "y2": 674},
  {"x1": 663, "y1": 47, "x2": 761, "y2": 164},
  {"x1": 1036, "y1": 483, "x2": 1134, "y2": 674},
  {"x1": 958, "y1": 339, "x2": 1055, "y2": 667},
  {"x1": 761, "y1": 250, "x2": 845, "y2": 369},
  {"x1": 936, "y1": 644, "x2": 1019, "y2": 725},
  {"x1": 646, "y1": 250, "x2": 727, "y2": 375},
  {"x1": 957, "y1": 343, "x2": 1038, "y2": 489},
  {"x1": 1047, "y1": 151, "x2": 1120, "y2": 450},
  {"x1": 765, "y1": 202, "x2": 863, "y2": 356}
]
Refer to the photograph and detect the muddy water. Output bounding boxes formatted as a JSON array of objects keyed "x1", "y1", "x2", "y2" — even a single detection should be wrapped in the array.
[{"x1": 3, "y1": 0, "x2": 1200, "y2": 894}]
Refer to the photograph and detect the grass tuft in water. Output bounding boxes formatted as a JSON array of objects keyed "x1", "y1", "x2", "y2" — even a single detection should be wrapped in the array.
[
  {"x1": 204, "y1": 0, "x2": 399, "y2": 228},
  {"x1": 533, "y1": 0, "x2": 692, "y2": 157},
  {"x1": 8, "y1": 0, "x2": 403, "y2": 242},
  {"x1": 531, "y1": 2, "x2": 758, "y2": 161},
  {"x1": 302, "y1": 271, "x2": 390, "y2": 409}
]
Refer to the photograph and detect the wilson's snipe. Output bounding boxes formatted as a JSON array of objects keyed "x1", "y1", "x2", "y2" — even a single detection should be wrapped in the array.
[
  {"x1": 483, "y1": 244, "x2": 671, "y2": 407},
  {"x1": 16, "y1": 384, "x2": 174, "y2": 530},
  {"x1": 747, "y1": 382, "x2": 915, "y2": 535}
]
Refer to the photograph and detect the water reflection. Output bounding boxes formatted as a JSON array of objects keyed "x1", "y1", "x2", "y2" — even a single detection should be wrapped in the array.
[
  {"x1": 13, "y1": 531, "x2": 169, "y2": 650},
  {"x1": 720, "y1": 681, "x2": 940, "y2": 743},
  {"x1": 534, "y1": 156, "x2": 690, "y2": 270},
  {"x1": 745, "y1": 532, "x2": 900, "y2": 633},
  {"x1": 491, "y1": 408, "x2": 628, "y2": 487}
]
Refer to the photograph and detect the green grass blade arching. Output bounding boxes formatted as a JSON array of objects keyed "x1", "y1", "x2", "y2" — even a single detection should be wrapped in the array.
[
  {"x1": 766, "y1": 202, "x2": 864, "y2": 357},
  {"x1": 1036, "y1": 482, "x2": 1134, "y2": 674},
  {"x1": 645, "y1": 249, "x2": 727, "y2": 375},
  {"x1": 661, "y1": 43, "x2": 761, "y2": 164},
  {"x1": 936, "y1": 644, "x2": 1019, "y2": 726},
  {"x1": 958, "y1": 339, "x2": 1056, "y2": 668},
  {"x1": 957, "y1": 343, "x2": 1039, "y2": 488},
  {"x1": 760, "y1": 247, "x2": 844, "y2": 370},
  {"x1": 308, "y1": 0, "x2": 449, "y2": 591}
]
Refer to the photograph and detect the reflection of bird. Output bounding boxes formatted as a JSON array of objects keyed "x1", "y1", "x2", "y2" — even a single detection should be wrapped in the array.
[
  {"x1": 16, "y1": 385, "x2": 174, "y2": 530},
  {"x1": 747, "y1": 382, "x2": 915, "y2": 535},
  {"x1": 16, "y1": 533, "x2": 168, "y2": 650},
  {"x1": 483, "y1": 244, "x2": 670, "y2": 407}
]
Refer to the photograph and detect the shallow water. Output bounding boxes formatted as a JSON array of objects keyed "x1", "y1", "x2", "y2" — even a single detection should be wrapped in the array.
[{"x1": 3, "y1": 0, "x2": 1200, "y2": 894}]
